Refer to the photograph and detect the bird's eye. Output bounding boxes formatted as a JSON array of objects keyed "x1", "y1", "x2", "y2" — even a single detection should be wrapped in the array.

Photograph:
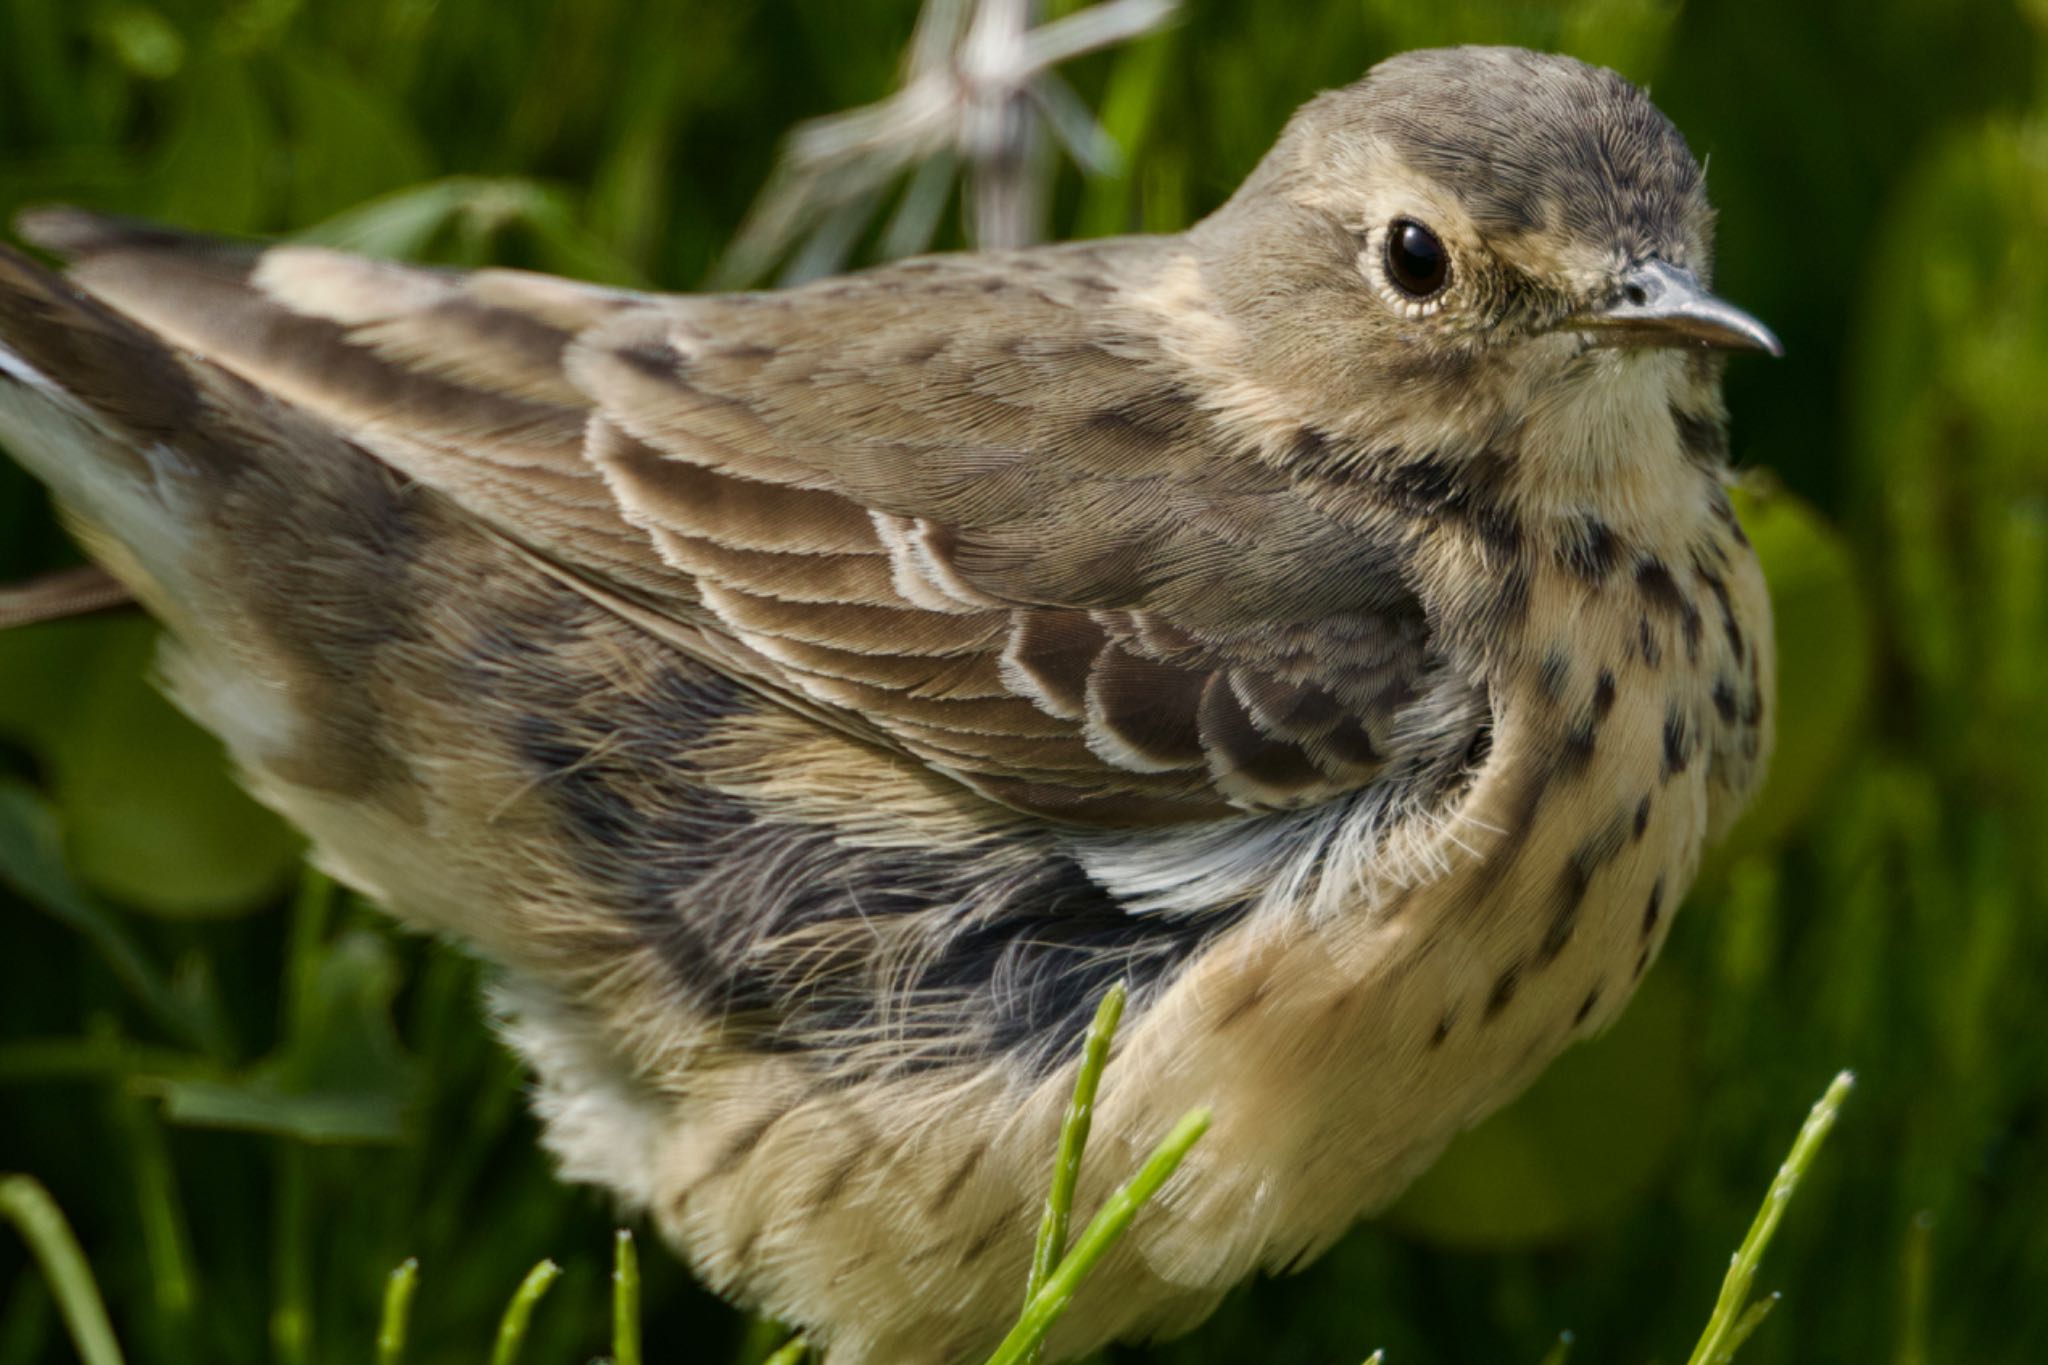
[{"x1": 1385, "y1": 220, "x2": 1449, "y2": 299}]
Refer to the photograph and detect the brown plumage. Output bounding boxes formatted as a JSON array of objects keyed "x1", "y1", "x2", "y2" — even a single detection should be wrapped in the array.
[{"x1": 0, "y1": 47, "x2": 1776, "y2": 1363}]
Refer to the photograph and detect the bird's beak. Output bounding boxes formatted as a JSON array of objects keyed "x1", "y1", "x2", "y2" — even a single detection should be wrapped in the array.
[{"x1": 1562, "y1": 259, "x2": 1782, "y2": 356}]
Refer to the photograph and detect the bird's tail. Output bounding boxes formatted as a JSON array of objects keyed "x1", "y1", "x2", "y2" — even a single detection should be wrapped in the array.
[{"x1": 0, "y1": 242, "x2": 236, "y2": 627}]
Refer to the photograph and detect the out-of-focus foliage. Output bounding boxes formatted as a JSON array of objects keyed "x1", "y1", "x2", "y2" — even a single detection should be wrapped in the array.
[{"x1": 0, "y1": 1, "x2": 2043, "y2": 1362}]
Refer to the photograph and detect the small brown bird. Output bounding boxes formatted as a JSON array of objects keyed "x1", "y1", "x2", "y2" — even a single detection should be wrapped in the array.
[{"x1": 0, "y1": 46, "x2": 1776, "y2": 1363}]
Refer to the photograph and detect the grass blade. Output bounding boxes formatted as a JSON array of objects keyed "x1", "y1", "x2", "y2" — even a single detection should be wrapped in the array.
[
  {"x1": 1025, "y1": 980, "x2": 1127, "y2": 1310},
  {"x1": 489, "y1": 1259, "x2": 562, "y2": 1365},
  {"x1": 269, "y1": 1145, "x2": 311, "y2": 1365},
  {"x1": 984, "y1": 1105, "x2": 1210, "y2": 1365},
  {"x1": 375, "y1": 1259, "x2": 418, "y2": 1365},
  {"x1": 0, "y1": 1174, "x2": 125, "y2": 1365},
  {"x1": 760, "y1": 1337, "x2": 810, "y2": 1365},
  {"x1": 613, "y1": 1229, "x2": 642, "y2": 1365},
  {"x1": 1684, "y1": 1071, "x2": 1855, "y2": 1365}
]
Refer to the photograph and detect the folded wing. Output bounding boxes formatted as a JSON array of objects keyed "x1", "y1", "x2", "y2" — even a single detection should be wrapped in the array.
[{"x1": 22, "y1": 212, "x2": 1435, "y2": 825}]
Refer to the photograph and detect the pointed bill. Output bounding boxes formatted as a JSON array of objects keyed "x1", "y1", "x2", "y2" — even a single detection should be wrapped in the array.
[{"x1": 1565, "y1": 259, "x2": 1782, "y2": 355}]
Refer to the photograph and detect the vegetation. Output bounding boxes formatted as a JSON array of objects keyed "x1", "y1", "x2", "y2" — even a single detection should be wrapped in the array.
[{"x1": 2, "y1": 0, "x2": 2043, "y2": 1360}]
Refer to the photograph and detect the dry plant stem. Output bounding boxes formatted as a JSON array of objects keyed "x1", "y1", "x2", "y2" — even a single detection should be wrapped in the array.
[
  {"x1": 983, "y1": 1106, "x2": 1211, "y2": 1365},
  {"x1": 375, "y1": 1259, "x2": 419, "y2": 1365},
  {"x1": 1684, "y1": 1071, "x2": 1857, "y2": 1365},
  {"x1": 713, "y1": 0, "x2": 1179, "y2": 283},
  {"x1": 613, "y1": 1229, "x2": 643, "y2": 1365},
  {"x1": 0, "y1": 564, "x2": 130, "y2": 627},
  {"x1": 0, "y1": 1174, "x2": 126, "y2": 1365},
  {"x1": 964, "y1": 0, "x2": 1040, "y2": 248},
  {"x1": 489, "y1": 1259, "x2": 562, "y2": 1365}
]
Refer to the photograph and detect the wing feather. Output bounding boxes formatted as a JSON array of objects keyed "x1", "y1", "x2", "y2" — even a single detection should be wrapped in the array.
[{"x1": 22, "y1": 212, "x2": 1444, "y2": 824}]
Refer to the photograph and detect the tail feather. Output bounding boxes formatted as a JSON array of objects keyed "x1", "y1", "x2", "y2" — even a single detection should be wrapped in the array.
[{"x1": 0, "y1": 244, "x2": 232, "y2": 615}]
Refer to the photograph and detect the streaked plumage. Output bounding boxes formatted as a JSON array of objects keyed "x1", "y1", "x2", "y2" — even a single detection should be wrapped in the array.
[{"x1": 0, "y1": 47, "x2": 1774, "y2": 1363}]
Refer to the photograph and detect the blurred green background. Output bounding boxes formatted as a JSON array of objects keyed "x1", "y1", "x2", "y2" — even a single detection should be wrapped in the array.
[{"x1": 1, "y1": 0, "x2": 2044, "y2": 1361}]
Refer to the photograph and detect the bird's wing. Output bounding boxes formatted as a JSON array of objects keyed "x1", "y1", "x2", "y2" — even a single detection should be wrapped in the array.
[{"x1": 21, "y1": 212, "x2": 1435, "y2": 825}]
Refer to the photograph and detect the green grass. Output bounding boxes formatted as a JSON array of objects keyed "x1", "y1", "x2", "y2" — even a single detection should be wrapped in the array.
[{"x1": 6, "y1": 998, "x2": 1855, "y2": 1365}]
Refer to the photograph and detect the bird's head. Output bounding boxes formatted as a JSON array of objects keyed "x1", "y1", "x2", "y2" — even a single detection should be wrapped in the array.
[{"x1": 1189, "y1": 46, "x2": 1776, "y2": 465}]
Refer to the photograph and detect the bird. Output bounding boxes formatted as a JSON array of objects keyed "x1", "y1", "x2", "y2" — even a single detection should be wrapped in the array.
[{"x1": 0, "y1": 45, "x2": 1777, "y2": 1364}]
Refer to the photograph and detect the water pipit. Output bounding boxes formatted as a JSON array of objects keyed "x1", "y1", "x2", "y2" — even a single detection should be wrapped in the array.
[{"x1": 0, "y1": 45, "x2": 1776, "y2": 1363}]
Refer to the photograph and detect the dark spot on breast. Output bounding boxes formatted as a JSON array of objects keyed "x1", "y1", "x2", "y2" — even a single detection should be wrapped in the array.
[
  {"x1": 809, "y1": 1138, "x2": 872, "y2": 1208},
  {"x1": 1635, "y1": 559, "x2": 1685, "y2": 615},
  {"x1": 1671, "y1": 405, "x2": 1728, "y2": 462},
  {"x1": 930, "y1": 1142, "x2": 987, "y2": 1216},
  {"x1": 1593, "y1": 669, "x2": 1617, "y2": 719},
  {"x1": 1698, "y1": 566, "x2": 1745, "y2": 660},
  {"x1": 1541, "y1": 862, "x2": 1590, "y2": 963},
  {"x1": 960, "y1": 1202, "x2": 1026, "y2": 1265},
  {"x1": 1558, "y1": 516, "x2": 1620, "y2": 582},
  {"x1": 1486, "y1": 959, "x2": 1525, "y2": 1018},
  {"x1": 1354, "y1": 450, "x2": 1521, "y2": 557},
  {"x1": 1712, "y1": 677, "x2": 1738, "y2": 722},
  {"x1": 1574, "y1": 985, "x2": 1602, "y2": 1026},
  {"x1": 1544, "y1": 819, "x2": 1628, "y2": 964},
  {"x1": 1634, "y1": 944, "x2": 1653, "y2": 980},
  {"x1": 1633, "y1": 793, "x2": 1652, "y2": 840},
  {"x1": 1642, "y1": 877, "x2": 1665, "y2": 940},
  {"x1": 1560, "y1": 718, "x2": 1598, "y2": 776},
  {"x1": 1431, "y1": 1012, "x2": 1454, "y2": 1047},
  {"x1": 1662, "y1": 705, "x2": 1692, "y2": 779},
  {"x1": 1638, "y1": 616, "x2": 1663, "y2": 669},
  {"x1": 1715, "y1": 490, "x2": 1751, "y2": 546}
]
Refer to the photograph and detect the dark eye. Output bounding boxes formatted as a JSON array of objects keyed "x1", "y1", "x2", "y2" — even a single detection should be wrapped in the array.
[{"x1": 1385, "y1": 219, "x2": 1449, "y2": 299}]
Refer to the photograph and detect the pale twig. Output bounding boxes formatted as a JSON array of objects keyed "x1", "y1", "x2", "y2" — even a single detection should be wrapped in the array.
[{"x1": 714, "y1": 0, "x2": 1180, "y2": 285}]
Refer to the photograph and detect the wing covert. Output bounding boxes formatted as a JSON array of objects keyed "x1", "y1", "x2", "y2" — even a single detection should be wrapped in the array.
[{"x1": 22, "y1": 212, "x2": 1439, "y2": 825}]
